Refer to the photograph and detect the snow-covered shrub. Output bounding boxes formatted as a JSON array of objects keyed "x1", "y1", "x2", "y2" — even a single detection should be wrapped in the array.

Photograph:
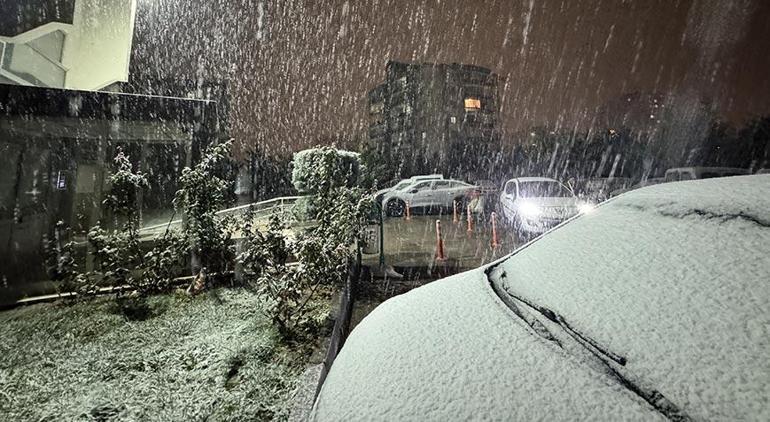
[
  {"x1": 291, "y1": 146, "x2": 361, "y2": 194},
  {"x1": 313, "y1": 186, "x2": 373, "y2": 249},
  {"x1": 236, "y1": 210, "x2": 336, "y2": 339},
  {"x1": 140, "y1": 231, "x2": 188, "y2": 293},
  {"x1": 87, "y1": 223, "x2": 141, "y2": 289},
  {"x1": 174, "y1": 140, "x2": 235, "y2": 277},
  {"x1": 240, "y1": 146, "x2": 372, "y2": 340},
  {"x1": 237, "y1": 211, "x2": 288, "y2": 283},
  {"x1": 87, "y1": 149, "x2": 148, "y2": 290},
  {"x1": 256, "y1": 231, "x2": 340, "y2": 338},
  {"x1": 103, "y1": 148, "x2": 148, "y2": 224}
]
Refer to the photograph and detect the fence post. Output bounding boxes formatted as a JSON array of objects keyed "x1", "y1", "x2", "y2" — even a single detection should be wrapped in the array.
[{"x1": 453, "y1": 201, "x2": 459, "y2": 224}]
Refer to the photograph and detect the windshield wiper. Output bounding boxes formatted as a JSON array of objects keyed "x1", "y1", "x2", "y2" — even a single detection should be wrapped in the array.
[
  {"x1": 507, "y1": 287, "x2": 628, "y2": 366},
  {"x1": 484, "y1": 263, "x2": 691, "y2": 422}
]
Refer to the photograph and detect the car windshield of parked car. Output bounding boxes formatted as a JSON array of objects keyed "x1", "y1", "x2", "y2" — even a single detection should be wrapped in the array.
[
  {"x1": 518, "y1": 181, "x2": 573, "y2": 198},
  {"x1": 392, "y1": 180, "x2": 412, "y2": 190}
]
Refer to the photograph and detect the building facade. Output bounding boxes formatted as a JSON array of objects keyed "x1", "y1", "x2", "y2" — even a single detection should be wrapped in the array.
[{"x1": 368, "y1": 60, "x2": 501, "y2": 180}]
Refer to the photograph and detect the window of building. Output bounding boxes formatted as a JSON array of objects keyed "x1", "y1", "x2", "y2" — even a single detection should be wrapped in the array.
[{"x1": 464, "y1": 98, "x2": 481, "y2": 110}]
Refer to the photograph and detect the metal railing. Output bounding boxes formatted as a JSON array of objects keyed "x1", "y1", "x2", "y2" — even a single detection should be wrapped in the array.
[{"x1": 139, "y1": 196, "x2": 304, "y2": 237}]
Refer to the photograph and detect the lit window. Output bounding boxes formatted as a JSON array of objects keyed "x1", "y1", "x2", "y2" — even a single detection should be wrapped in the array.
[{"x1": 464, "y1": 98, "x2": 481, "y2": 110}]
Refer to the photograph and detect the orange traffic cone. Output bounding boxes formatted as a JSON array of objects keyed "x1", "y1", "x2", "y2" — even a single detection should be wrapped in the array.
[
  {"x1": 491, "y1": 212, "x2": 500, "y2": 249},
  {"x1": 466, "y1": 205, "x2": 473, "y2": 233},
  {"x1": 435, "y1": 219, "x2": 446, "y2": 261},
  {"x1": 405, "y1": 201, "x2": 411, "y2": 221}
]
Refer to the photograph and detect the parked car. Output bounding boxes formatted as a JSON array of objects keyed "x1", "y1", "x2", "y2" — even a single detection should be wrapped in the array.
[
  {"x1": 664, "y1": 166, "x2": 749, "y2": 182},
  {"x1": 382, "y1": 178, "x2": 476, "y2": 217},
  {"x1": 312, "y1": 174, "x2": 770, "y2": 421},
  {"x1": 609, "y1": 177, "x2": 665, "y2": 197},
  {"x1": 466, "y1": 180, "x2": 500, "y2": 215},
  {"x1": 373, "y1": 174, "x2": 444, "y2": 207},
  {"x1": 472, "y1": 179, "x2": 498, "y2": 194},
  {"x1": 499, "y1": 177, "x2": 591, "y2": 237},
  {"x1": 573, "y1": 177, "x2": 632, "y2": 203}
]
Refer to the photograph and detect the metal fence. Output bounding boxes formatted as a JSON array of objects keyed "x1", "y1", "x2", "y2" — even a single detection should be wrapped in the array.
[
  {"x1": 138, "y1": 196, "x2": 304, "y2": 238},
  {"x1": 313, "y1": 251, "x2": 361, "y2": 400}
]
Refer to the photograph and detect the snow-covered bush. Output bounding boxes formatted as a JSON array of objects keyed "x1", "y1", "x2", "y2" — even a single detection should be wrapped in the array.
[
  {"x1": 313, "y1": 186, "x2": 372, "y2": 248},
  {"x1": 174, "y1": 140, "x2": 235, "y2": 277},
  {"x1": 87, "y1": 224, "x2": 141, "y2": 289},
  {"x1": 87, "y1": 149, "x2": 148, "y2": 291},
  {"x1": 103, "y1": 148, "x2": 148, "y2": 224},
  {"x1": 236, "y1": 210, "x2": 338, "y2": 339},
  {"x1": 238, "y1": 146, "x2": 372, "y2": 340},
  {"x1": 140, "y1": 231, "x2": 188, "y2": 293},
  {"x1": 255, "y1": 231, "x2": 340, "y2": 339},
  {"x1": 291, "y1": 146, "x2": 361, "y2": 194},
  {"x1": 237, "y1": 211, "x2": 288, "y2": 283}
]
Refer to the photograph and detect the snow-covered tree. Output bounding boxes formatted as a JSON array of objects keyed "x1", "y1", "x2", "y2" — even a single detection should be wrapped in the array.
[{"x1": 174, "y1": 140, "x2": 235, "y2": 277}]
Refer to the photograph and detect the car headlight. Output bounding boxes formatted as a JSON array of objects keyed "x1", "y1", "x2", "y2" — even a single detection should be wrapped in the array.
[
  {"x1": 578, "y1": 203, "x2": 595, "y2": 214},
  {"x1": 518, "y1": 202, "x2": 542, "y2": 218}
]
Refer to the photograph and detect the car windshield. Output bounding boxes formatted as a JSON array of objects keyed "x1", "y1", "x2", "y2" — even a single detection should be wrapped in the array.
[
  {"x1": 519, "y1": 181, "x2": 573, "y2": 198},
  {"x1": 392, "y1": 180, "x2": 412, "y2": 190}
]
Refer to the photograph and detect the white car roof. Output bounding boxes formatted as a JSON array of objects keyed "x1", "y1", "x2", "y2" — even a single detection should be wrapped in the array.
[
  {"x1": 314, "y1": 174, "x2": 770, "y2": 421},
  {"x1": 665, "y1": 167, "x2": 750, "y2": 175},
  {"x1": 409, "y1": 174, "x2": 444, "y2": 181},
  {"x1": 508, "y1": 177, "x2": 560, "y2": 183}
]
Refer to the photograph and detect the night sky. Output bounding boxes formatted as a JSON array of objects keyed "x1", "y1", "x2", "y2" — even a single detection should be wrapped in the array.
[{"x1": 131, "y1": 0, "x2": 770, "y2": 154}]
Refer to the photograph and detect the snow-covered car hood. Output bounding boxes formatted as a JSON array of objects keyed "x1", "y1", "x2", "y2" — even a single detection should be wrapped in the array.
[
  {"x1": 312, "y1": 175, "x2": 770, "y2": 421},
  {"x1": 312, "y1": 270, "x2": 666, "y2": 421},
  {"x1": 373, "y1": 187, "x2": 393, "y2": 203}
]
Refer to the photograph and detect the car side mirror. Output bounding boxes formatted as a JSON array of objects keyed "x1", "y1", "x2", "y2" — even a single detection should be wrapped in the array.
[{"x1": 409, "y1": 189, "x2": 418, "y2": 194}]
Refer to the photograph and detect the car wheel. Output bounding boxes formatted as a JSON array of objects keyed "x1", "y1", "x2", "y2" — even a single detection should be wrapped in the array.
[{"x1": 386, "y1": 199, "x2": 406, "y2": 217}]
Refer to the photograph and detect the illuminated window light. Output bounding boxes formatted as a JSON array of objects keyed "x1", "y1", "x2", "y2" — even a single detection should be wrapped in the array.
[{"x1": 464, "y1": 98, "x2": 481, "y2": 110}]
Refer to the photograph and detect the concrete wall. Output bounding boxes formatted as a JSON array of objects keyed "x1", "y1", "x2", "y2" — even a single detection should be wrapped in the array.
[{"x1": 63, "y1": 0, "x2": 137, "y2": 90}]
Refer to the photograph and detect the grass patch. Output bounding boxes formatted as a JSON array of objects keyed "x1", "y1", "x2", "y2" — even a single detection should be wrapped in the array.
[{"x1": 0, "y1": 288, "x2": 311, "y2": 421}]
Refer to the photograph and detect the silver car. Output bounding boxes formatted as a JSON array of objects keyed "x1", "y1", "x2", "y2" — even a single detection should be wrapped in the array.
[{"x1": 382, "y1": 178, "x2": 476, "y2": 217}]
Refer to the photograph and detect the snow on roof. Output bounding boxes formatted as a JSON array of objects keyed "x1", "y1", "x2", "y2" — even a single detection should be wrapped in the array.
[
  {"x1": 512, "y1": 176, "x2": 558, "y2": 182},
  {"x1": 313, "y1": 175, "x2": 770, "y2": 420}
]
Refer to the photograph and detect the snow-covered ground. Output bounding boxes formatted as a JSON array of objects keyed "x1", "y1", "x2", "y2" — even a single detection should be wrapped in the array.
[
  {"x1": 0, "y1": 288, "x2": 305, "y2": 421},
  {"x1": 312, "y1": 175, "x2": 770, "y2": 420}
]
